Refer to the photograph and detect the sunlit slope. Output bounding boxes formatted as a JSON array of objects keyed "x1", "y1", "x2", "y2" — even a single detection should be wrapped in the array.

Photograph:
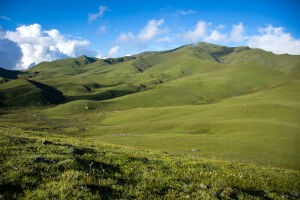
[
  {"x1": 34, "y1": 42, "x2": 299, "y2": 105},
  {"x1": 46, "y1": 61, "x2": 286, "y2": 114},
  {"x1": 1, "y1": 42, "x2": 300, "y2": 107},
  {"x1": 193, "y1": 43, "x2": 300, "y2": 72},
  {"x1": 81, "y1": 80, "x2": 300, "y2": 169}
]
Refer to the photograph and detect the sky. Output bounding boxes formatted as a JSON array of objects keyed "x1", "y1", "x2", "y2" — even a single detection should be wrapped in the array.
[{"x1": 0, "y1": 0, "x2": 300, "y2": 70}]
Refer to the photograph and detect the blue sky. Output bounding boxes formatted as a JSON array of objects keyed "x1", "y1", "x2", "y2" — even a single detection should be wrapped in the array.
[{"x1": 0, "y1": 0, "x2": 300, "y2": 69}]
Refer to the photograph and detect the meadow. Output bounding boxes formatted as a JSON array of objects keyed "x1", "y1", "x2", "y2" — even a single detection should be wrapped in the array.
[{"x1": 0, "y1": 42, "x2": 300, "y2": 199}]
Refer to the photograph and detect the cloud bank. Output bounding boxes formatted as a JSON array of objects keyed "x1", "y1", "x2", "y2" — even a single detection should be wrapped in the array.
[
  {"x1": 179, "y1": 21, "x2": 300, "y2": 55},
  {"x1": 111, "y1": 19, "x2": 300, "y2": 58},
  {"x1": 1, "y1": 18, "x2": 300, "y2": 70},
  {"x1": 111, "y1": 19, "x2": 166, "y2": 57},
  {"x1": 1, "y1": 24, "x2": 93, "y2": 70},
  {"x1": 248, "y1": 25, "x2": 300, "y2": 54}
]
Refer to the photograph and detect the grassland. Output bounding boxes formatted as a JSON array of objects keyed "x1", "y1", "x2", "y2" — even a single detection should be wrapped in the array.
[
  {"x1": 0, "y1": 128, "x2": 299, "y2": 199},
  {"x1": 0, "y1": 42, "x2": 300, "y2": 199}
]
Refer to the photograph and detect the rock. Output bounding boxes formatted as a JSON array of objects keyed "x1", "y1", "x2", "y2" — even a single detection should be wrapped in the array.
[
  {"x1": 34, "y1": 157, "x2": 58, "y2": 164},
  {"x1": 192, "y1": 149, "x2": 199, "y2": 152},
  {"x1": 41, "y1": 140, "x2": 52, "y2": 145}
]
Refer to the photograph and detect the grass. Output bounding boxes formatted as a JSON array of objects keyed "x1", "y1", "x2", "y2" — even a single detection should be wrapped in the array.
[
  {"x1": 0, "y1": 42, "x2": 300, "y2": 199},
  {"x1": 1, "y1": 80, "x2": 299, "y2": 171},
  {"x1": 0, "y1": 79, "x2": 65, "y2": 106},
  {"x1": 0, "y1": 128, "x2": 299, "y2": 200}
]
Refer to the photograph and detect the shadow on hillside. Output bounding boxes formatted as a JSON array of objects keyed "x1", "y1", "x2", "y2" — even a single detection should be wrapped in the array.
[
  {"x1": 0, "y1": 67, "x2": 23, "y2": 79},
  {"x1": 28, "y1": 80, "x2": 66, "y2": 104}
]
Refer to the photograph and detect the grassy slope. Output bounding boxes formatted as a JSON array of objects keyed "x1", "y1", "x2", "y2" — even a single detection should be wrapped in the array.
[
  {"x1": 47, "y1": 79, "x2": 298, "y2": 170},
  {"x1": 46, "y1": 61, "x2": 286, "y2": 114},
  {"x1": 0, "y1": 42, "x2": 299, "y2": 171},
  {"x1": 0, "y1": 128, "x2": 299, "y2": 200},
  {"x1": 0, "y1": 79, "x2": 65, "y2": 106}
]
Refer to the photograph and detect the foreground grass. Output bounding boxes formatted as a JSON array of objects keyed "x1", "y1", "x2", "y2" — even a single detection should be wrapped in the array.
[{"x1": 0, "y1": 128, "x2": 299, "y2": 199}]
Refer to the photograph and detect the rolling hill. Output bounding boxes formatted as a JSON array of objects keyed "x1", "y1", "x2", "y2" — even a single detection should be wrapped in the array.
[
  {"x1": 0, "y1": 42, "x2": 299, "y2": 170},
  {"x1": 1, "y1": 42, "x2": 300, "y2": 199}
]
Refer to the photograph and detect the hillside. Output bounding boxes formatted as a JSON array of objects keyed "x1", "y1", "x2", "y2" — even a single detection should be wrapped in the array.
[
  {"x1": 0, "y1": 79, "x2": 65, "y2": 106},
  {"x1": 0, "y1": 42, "x2": 299, "y2": 171},
  {"x1": 1, "y1": 42, "x2": 299, "y2": 107}
]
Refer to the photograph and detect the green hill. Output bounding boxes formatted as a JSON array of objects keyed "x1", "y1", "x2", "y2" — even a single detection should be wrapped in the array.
[
  {"x1": 2, "y1": 42, "x2": 298, "y2": 107},
  {"x1": 0, "y1": 79, "x2": 65, "y2": 106},
  {"x1": 0, "y1": 42, "x2": 299, "y2": 171}
]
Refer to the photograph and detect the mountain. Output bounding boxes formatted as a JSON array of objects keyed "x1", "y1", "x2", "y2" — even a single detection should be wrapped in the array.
[
  {"x1": 1, "y1": 42, "x2": 299, "y2": 108},
  {"x1": 0, "y1": 79, "x2": 65, "y2": 106},
  {"x1": 0, "y1": 42, "x2": 299, "y2": 170}
]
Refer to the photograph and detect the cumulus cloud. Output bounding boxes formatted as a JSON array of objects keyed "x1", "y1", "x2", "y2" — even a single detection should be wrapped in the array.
[
  {"x1": 180, "y1": 10, "x2": 196, "y2": 15},
  {"x1": 0, "y1": 39, "x2": 23, "y2": 70},
  {"x1": 248, "y1": 25, "x2": 300, "y2": 55},
  {"x1": 182, "y1": 21, "x2": 247, "y2": 44},
  {"x1": 107, "y1": 45, "x2": 120, "y2": 57},
  {"x1": 230, "y1": 22, "x2": 246, "y2": 42},
  {"x1": 205, "y1": 30, "x2": 227, "y2": 42},
  {"x1": 115, "y1": 32, "x2": 135, "y2": 43},
  {"x1": 114, "y1": 19, "x2": 165, "y2": 46},
  {"x1": 2, "y1": 23, "x2": 93, "y2": 69},
  {"x1": 96, "y1": 53, "x2": 104, "y2": 59},
  {"x1": 111, "y1": 19, "x2": 300, "y2": 56},
  {"x1": 138, "y1": 19, "x2": 164, "y2": 42},
  {"x1": 111, "y1": 19, "x2": 166, "y2": 56},
  {"x1": 183, "y1": 21, "x2": 207, "y2": 43},
  {"x1": 88, "y1": 6, "x2": 108, "y2": 23}
]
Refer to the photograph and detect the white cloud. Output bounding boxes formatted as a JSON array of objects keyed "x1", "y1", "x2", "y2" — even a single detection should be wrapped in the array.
[
  {"x1": 0, "y1": 39, "x2": 23, "y2": 69},
  {"x1": 248, "y1": 25, "x2": 300, "y2": 55},
  {"x1": 180, "y1": 10, "x2": 196, "y2": 15},
  {"x1": 88, "y1": 6, "x2": 108, "y2": 23},
  {"x1": 115, "y1": 32, "x2": 135, "y2": 43},
  {"x1": 107, "y1": 45, "x2": 119, "y2": 57},
  {"x1": 217, "y1": 24, "x2": 226, "y2": 29},
  {"x1": 4, "y1": 23, "x2": 92, "y2": 69},
  {"x1": 111, "y1": 19, "x2": 166, "y2": 56},
  {"x1": 230, "y1": 22, "x2": 246, "y2": 42},
  {"x1": 138, "y1": 19, "x2": 164, "y2": 42},
  {"x1": 114, "y1": 19, "x2": 165, "y2": 46},
  {"x1": 183, "y1": 21, "x2": 207, "y2": 43},
  {"x1": 98, "y1": 25, "x2": 107, "y2": 34},
  {"x1": 0, "y1": 16, "x2": 11, "y2": 21},
  {"x1": 96, "y1": 53, "x2": 104, "y2": 59},
  {"x1": 205, "y1": 30, "x2": 227, "y2": 42},
  {"x1": 156, "y1": 36, "x2": 172, "y2": 42}
]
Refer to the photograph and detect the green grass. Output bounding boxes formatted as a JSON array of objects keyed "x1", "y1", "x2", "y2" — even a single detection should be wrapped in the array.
[
  {"x1": 0, "y1": 128, "x2": 299, "y2": 200},
  {"x1": 0, "y1": 79, "x2": 65, "y2": 106},
  {"x1": 58, "y1": 80, "x2": 299, "y2": 170},
  {"x1": 0, "y1": 42, "x2": 300, "y2": 199}
]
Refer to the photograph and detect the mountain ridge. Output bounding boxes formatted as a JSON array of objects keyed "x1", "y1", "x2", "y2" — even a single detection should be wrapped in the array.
[{"x1": 0, "y1": 42, "x2": 299, "y2": 108}]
